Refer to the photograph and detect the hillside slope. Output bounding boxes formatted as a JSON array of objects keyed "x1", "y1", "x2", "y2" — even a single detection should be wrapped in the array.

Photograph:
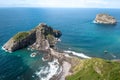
[{"x1": 66, "y1": 58, "x2": 120, "y2": 80}]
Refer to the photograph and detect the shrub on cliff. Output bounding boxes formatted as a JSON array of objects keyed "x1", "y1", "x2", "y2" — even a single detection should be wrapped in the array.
[
  {"x1": 13, "y1": 32, "x2": 29, "y2": 41},
  {"x1": 46, "y1": 34, "x2": 55, "y2": 47}
]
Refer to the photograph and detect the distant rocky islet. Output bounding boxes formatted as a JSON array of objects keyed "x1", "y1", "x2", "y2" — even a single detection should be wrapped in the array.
[{"x1": 94, "y1": 13, "x2": 117, "y2": 24}]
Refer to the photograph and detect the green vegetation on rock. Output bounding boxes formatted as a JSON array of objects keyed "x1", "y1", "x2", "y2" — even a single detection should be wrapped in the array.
[
  {"x1": 13, "y1": 32, "x2": 29, "y2": 41},
  {"x1": 46, "y1": 34, "x2": 55, "y2": 46},
  {"x1": 66, "y1": 58, "x2": 120, "y2": 80},
  {"x1": 3, "y1": 23, "x2": 62, "y2": 52}
]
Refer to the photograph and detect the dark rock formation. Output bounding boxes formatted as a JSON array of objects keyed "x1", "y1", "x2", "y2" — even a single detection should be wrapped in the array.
[
  {"x1": 53, "y1": 30, "x2": 62, "y2": 38},
  {"x1": 94, "y1": 13, "x2": 117, "y2": 24},
  {"x1": 3, "y1": 23, "x2": 62, "y2": 52}
]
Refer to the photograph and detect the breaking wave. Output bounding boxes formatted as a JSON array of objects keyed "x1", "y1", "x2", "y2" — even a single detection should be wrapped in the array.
[
  {"x1": 64, "y1": 50, "x2": 91, "y2": 59},
  {"x1": 1, "y1": 46, "x2": 12, "y2": 53},
  {"x1": 35, "y1": 58, "x2": 61, "y2": 80}
]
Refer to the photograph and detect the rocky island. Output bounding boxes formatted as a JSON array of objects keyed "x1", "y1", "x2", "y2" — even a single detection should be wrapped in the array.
[
  {"x1": 3, "y1": 23, "x2": 62, "y2": 52},
  {"x1": 94, "y1": 13, "x2": 117, "y2": 24},
  {"x1": 3, "y1": 23, "x2": 120, "y2": 80}
]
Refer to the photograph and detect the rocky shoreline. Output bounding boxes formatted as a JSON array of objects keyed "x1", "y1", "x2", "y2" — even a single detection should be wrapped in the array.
[
  {"x1": 3, "y1": 23, "x2": 120, "y2": 80},
  {"x1": 47, "y1": 48, "x2": 72, "y2": 80},
  {"x1": 2, "y1": 23, "x2": 72, "y2": 80},
  {"x1": 45, "y1": 48, "x2": 84, "y2": 80}
]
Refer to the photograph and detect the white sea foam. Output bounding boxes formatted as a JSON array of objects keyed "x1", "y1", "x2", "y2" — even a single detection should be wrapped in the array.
[
  {"x1": 56, "y1": 38, "x2": 61, "y2": 42},
  {"x1": 57, "y1": 38, "x2": 61, "y2": 42},
  {"x1": 110, "y1": 53, "x2": 116, "y2": 58},
  {"x1": 64, "y1": 50, "x2": 91, "y2": 59},
  {"x1": 27, "y1": 48, "x2": 30, "y2": 50},
  {"x1": 93, "y1": 20, "x2": 97, "y2": 23},
  {"x1": 30, "y1": 52, "x2": 37, "y2": 57},
  {"x1": 2, "y1": 46, "x2": 6, "y2": 51},
  {"x1": 1, "y1": 46, "x2": 12, "y2": 53},
  {"x1": 35, "y1": 58, "x2": 61, "y2": 80},
  {"x1": 68, "y1": 48, "x2": 71, "y2": 50},
  {"x1": 42, "y1": 57, "x2": 48, "y2": 61}
]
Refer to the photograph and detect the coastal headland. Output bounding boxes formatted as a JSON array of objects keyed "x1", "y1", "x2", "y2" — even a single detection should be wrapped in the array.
[
  {"x1": 3, "y1": 23, "x2": 62, "y2": 52},
  {"x1": 3, "y1": 23, "x2": 120, "y2": 80}
]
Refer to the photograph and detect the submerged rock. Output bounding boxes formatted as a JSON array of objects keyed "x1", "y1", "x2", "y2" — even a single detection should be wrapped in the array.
[
  {"x1": 3, "y1": 23, "x2": 62, "y2": 52},
  {"x1": 94, "y1": 13, "x2": 117, "y2": 24}
]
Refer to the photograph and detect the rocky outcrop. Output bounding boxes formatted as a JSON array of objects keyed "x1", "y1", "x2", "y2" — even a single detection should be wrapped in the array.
[
  {"x1": 94, "y1": 14, "x2": 117, "y2": 24},
  {"x1": 3, "y1": 31, "x2": 36, "y2": 52},
  {"x1": 3, "y1": 23, "x2": 62, "y2": 52}
]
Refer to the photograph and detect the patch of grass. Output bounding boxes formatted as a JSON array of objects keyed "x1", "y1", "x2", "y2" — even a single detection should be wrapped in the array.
[
  {"x1": 13, "y1": 32, "x2": 29, "y2": 41},
  {"x1": 66, "y1": 58, "x2": 120, "y2": 80},
  {"x1": 46, "y1": 34, "x2": 55, "y2": 45}
]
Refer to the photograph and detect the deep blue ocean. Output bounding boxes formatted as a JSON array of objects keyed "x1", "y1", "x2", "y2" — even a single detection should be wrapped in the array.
[{"x1": 0, "y1": 8, "x2": 120, "y2": 80}]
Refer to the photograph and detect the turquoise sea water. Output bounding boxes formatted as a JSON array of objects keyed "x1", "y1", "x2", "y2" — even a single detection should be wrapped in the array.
[{"x1": 0, "y1": 8, "x2": 120, "y2": 80}]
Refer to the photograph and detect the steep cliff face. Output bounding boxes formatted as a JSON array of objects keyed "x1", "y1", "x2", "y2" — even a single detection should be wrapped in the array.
[
  {"x1": 3, "y1": 30, "x2": 36, "y2": 52},
  {"x1": 94, "y1": 14, "x2": 117, "y2": 24},
  {"x1": 3, "y1": 23, "x2": 62, "y2": 52}
]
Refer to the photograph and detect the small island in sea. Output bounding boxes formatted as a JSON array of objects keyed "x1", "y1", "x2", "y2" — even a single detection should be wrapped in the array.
[
  {"x1": 3, "y1": 23, "x2": 120, "y2": 80},
  {"x1": 94, "y1": 13, "x2": 117, "y2": 24},
  {"x1": 3, "y1": 23, "x2": 62, "y2": 52}
]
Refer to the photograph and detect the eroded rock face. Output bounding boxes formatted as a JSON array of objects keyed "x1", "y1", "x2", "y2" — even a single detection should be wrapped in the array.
[
  {"x1": 94, "y1": 14, "x2": 117, "y2": 24},
  {"x1": 53, "y1": 30, "x2": 62, "y2": 38},
  {"x1": 3, "y1": 23, "x2": 62, "y2": 52},
  {"x1": 3, "y1": 30, "x2": 36, "y2": 52}
]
